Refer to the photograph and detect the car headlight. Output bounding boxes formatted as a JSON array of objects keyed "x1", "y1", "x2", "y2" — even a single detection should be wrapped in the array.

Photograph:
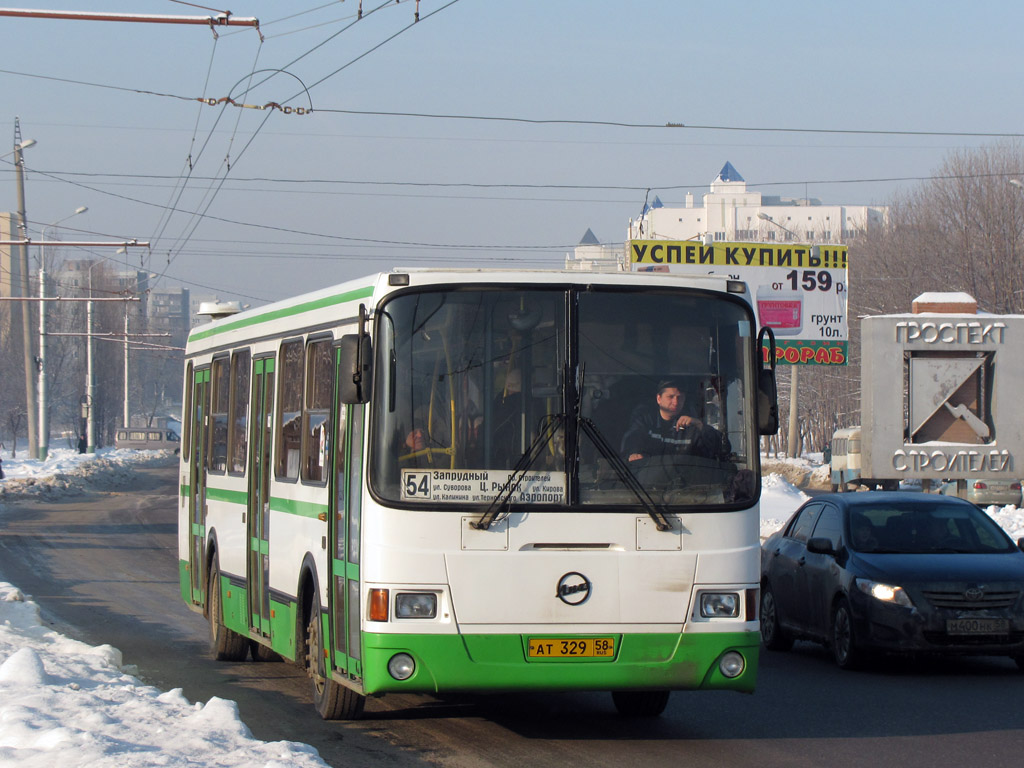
[
  {"x1": 395, "y1": 592, "x2": 438, "y2": 619},
  {"x1": 700, "y1": 592, "x2": 740, "y2": 618},
  {"x1": 855, "y1": 578, "x2": 914, "y2": 608}
]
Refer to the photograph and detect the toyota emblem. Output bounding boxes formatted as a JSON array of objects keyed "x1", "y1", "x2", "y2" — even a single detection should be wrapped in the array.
[{"x1": 964, "y1": 587, "x2": 984, "y2": 601}]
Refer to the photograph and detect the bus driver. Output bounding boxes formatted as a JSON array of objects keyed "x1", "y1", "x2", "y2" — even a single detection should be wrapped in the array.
[{"x1": 621, "y1": 380, "x2": 730, "y2": 462}]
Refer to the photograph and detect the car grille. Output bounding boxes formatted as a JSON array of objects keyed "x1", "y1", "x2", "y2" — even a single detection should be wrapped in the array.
[{"x1": 920, "y1": 589, "x2": 1020, "y2": 610}]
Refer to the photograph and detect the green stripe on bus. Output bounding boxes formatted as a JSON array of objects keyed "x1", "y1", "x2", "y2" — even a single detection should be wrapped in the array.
[
  {"x1": 207, "y1": 487, "x2": 247, "y2": 505},
  {"x1": 269, "y1": 496, "x2": 328, "y2": 519},
  {"x1": 189, "y1": 284, "x2": 375, "y2": 343},
  {"x1": 359, "y1": 631, "x2": 759, "y2": 695}
]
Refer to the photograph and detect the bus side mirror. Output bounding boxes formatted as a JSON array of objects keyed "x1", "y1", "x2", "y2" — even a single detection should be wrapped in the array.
[
  {"x1": 339, "y1": 334, "x2": 372, "y2": 404},
  {"x1": 757, "y1": 326, "x2": 779, "y2": 435}
]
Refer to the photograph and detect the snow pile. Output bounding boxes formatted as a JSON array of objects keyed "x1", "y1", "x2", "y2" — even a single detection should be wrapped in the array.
[
  {"x1": 984, "y1": 505, "x2": 1024, "y2": 542},
  {"x1": 0, "y1": 448, "x2": 177, "y2": 502},
  {"x1": 760, "y1": 472, "x2": 809, "y2": 538},
  {"x1": 0, "y1": 582, "x2": 328, "y2": 768},
  {"x1": 757, "y1": 467, "x2": 1024, "y2": 543}
]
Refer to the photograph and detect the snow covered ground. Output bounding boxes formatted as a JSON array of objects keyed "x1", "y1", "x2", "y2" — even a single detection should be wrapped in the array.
[
  {"x1": 0, "y1": 448, "x2": 1022, "y2": 766},
  {"x1": 0, "y1": 448, "x2": 329, "y2": 768}
]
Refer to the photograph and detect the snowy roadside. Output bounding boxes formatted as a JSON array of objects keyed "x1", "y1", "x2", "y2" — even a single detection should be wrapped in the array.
[
  {"x1": 0, "y1": 582, "x2": 329, "y2": 768},
  {"x1": 0, "y1": 449, "x2": 329, "y2": 767},
  {"x1": 0, "y1": 447, "x2": 178, "y2": 502}
]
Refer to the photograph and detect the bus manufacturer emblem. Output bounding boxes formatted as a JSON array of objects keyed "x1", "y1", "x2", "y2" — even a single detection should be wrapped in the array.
[{"x1": 556, "y1": 572, "x2": 591, "y2": 605}]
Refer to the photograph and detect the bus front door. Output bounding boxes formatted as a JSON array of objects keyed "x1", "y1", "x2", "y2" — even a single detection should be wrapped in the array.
[
  {"x1": 187, "y1": 367, "x2": 210, "y2": 605},
  {"x1": 247, "y1": 357, "x2": 275, "y2": 637},
  {"x1": 328, "y1": 353, "x2": 364, "y2": 682}
]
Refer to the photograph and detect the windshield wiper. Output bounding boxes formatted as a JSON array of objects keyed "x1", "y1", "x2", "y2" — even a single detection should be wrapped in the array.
[
  {"x1": 473, "y1": 413, "x2": 565, "y2": 530},
  {"x1": 579, "y1": 416, "x2": 672, "y2": 532}
]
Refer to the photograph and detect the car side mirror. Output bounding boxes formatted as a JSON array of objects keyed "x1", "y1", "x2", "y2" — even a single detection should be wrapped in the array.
[
  {"x1": 1018, "y1": 537, "x2": 1024, "y2": 553},
  {"x1": 806, "y1": 537, "x2": 836, "y2": 556}
]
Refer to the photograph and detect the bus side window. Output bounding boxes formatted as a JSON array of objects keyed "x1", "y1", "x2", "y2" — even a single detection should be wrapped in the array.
[
  {"x1": 303, "y1": 338, "x2": 334, "y2": 484},
  {"x1": 209, "y1": 357, "x2": 230, "y2": 472},
  {"x1": 229, "y1": 349, "x2": 251, "y2": 474},
  {"x1": 276, "y1": 339, "x2": 304, "y2": 479}
]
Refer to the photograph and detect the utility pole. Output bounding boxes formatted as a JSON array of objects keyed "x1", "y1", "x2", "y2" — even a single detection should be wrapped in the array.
[
  {"x1": 123, "y1": 302, "x2": 130, "y2": 428},
  {"x1": 757, "y1": 213, "x2": 806, "y2": 458},
  {"x1": 14, "y1": 118, "x2": 38, "y2": 457},
  {"x1": 788, "y1": 366, "x2": 800, "y2": 459},
  {"x1": 38, "y1": 206, "x2": 88, "y2": 460},
  {"x1": 0, "y1": 239, "x2": 150, "y2": 455}
]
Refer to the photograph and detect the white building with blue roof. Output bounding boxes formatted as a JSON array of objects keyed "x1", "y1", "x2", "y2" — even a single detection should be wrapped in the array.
[{"x1": 628, "y1": 162, "x2": 887, "y2": 244}]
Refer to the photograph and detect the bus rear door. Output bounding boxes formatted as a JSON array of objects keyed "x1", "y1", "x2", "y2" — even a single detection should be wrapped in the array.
[{"x1": 248, "y1": 356, "x2": 275, "y2": 637}]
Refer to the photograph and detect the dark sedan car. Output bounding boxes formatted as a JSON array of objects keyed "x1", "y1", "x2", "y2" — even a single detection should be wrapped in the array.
[{"x1": 760, "y1": 492, "x2": 1024, "y2": 669}]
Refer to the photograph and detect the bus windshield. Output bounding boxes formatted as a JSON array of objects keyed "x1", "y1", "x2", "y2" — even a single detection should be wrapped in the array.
[{"x1": 370, "y1": 286, "x2": 756, "y2": 509}]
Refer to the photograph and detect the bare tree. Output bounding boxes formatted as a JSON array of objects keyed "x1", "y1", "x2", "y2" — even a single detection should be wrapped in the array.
[{"x1": 797, "y1": 140, "x2": 1024, "y2": 448}]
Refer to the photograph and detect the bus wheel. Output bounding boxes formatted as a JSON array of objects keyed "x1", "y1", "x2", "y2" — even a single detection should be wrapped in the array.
[
  {"x1": 611, "y1": 690, "x2": 670, "y2": 717},
  {"x1": 305, "y1": 596, "x2": 365, "y2": 720},
  {"x1": 207, "y1": 560, "x2": 249, "y2": 661}
]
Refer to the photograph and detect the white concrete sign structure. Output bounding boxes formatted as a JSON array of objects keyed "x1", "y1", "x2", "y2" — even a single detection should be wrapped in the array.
[{"x1": 861, "y1": 296, "x2": 1024, "y2": 481}]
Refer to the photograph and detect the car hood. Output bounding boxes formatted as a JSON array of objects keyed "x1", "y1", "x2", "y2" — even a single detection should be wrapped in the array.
[{"x1": 851, "y1": 551, "x2": 1024, "y2": 584}]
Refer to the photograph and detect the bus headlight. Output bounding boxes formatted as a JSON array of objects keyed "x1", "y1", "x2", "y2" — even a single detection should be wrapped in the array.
[
  {"x1": 395, "y1": 593, "x2": 437, "y2": 619},
  {"x1": 719, "y1": 651, "x2": 745, "y2": 678},
  {"x1": 388, "y1": 653, "x2": 416, "y2": 681},
  {"x1": 700, "y1": 592, "x2": 740, "y2": 618}
]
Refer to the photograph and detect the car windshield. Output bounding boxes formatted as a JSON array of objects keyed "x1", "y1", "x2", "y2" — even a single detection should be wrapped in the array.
[{"x1": 846, "y1": 500, "x2": 1015, "y2": 554}]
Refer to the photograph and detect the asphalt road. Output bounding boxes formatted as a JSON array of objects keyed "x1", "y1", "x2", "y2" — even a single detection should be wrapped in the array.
[{"x1": 2, "y1": 465, "x2": 1024, "y2": 768}]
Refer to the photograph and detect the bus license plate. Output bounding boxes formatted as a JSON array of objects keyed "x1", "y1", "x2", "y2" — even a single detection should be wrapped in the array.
[
  {"x1": 528, "y1": 637, "x2": 615, "y2": 658},
  {"x1": 946, "y1": 618, "x2": 1009, "y2": 635}
]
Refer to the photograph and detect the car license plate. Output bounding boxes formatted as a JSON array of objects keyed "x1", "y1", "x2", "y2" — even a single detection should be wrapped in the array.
[
  {"x1": 528, "y1": 637, "x2": 615, "y2": 658},
  {"x1": 946, "y1": 618, "x2": 1010, "y2": 635}
]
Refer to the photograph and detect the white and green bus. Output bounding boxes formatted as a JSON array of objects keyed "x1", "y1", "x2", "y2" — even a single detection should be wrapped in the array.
[{"x1": 178, "y1": 267, "x2": 779, "y2": 719}]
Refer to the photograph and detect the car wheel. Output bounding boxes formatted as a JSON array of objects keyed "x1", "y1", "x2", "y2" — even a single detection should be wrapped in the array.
[
  {"x1": 611, "y1": 690, "x2": 670, "y2": 717},
  {"x1": 306, "y1": 594, "x2": 365, "y2": 720},
  {"x1": 208, "y1": 559, "x2": 249, "y2": 662},
  {"x1": 760, "y1": 584, "x2": 794, "y2": 651},
  {"x1": 831, "y1": 598, "x2": 863, "y2": 670}
]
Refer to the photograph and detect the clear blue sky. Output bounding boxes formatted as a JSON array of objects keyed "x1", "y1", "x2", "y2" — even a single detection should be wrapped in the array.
[{"x1": 2, "y1": 0, "x2": 1022, "y2": 305}]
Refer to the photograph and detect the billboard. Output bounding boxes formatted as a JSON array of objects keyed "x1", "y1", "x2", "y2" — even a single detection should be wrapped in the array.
[{"x1": 629, "y1": 240, "x2": 848, "y2": 366}]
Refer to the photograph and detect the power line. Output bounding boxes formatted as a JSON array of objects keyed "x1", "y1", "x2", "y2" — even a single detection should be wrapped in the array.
[
  {"x1": 12, "y1": 162, "x2": 1024, "y2": 197},
  {"x1": 4, "y1": 64, "x2": 1021, "y2": 140}
]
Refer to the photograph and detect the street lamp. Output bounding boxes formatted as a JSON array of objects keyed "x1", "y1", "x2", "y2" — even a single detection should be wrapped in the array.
[
  {"x1": 757, "y1": 211, "x2": 800, "y2": 240},
  {"x1": 38, "y1": 205, "x2": 88, "y2": 460}
]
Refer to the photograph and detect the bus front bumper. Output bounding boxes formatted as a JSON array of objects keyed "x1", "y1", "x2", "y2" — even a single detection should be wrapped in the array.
[{"x1": 359, "y1": 631, "x2": 759, "y2": 695}]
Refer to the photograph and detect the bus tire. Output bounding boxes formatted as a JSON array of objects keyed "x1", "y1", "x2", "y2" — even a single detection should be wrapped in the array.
[
  {"x1": 611, "y1": 690, "x2": 670, "y2": 717},
  {"x1": 305, "y1": 595, "x2": 365, "y2": 720},
  {"x1": 208, "y1": 560, "x2": 249, "y2": 662}
]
